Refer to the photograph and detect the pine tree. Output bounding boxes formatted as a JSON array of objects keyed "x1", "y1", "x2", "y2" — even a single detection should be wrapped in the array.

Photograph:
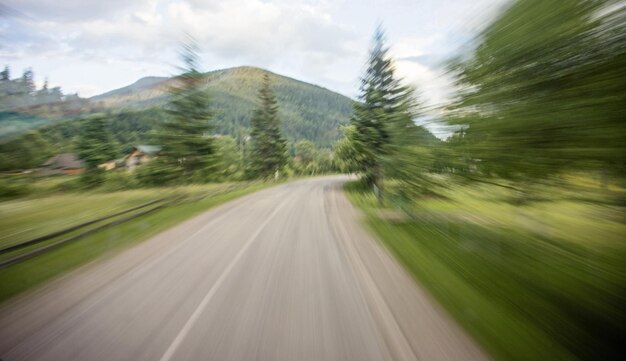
[
  {"x1": 21, "y1": 69, "x2": 35, "y2": 93},
  {"x1": 348, "y1": 27, "x2": 417, "y2": 202},
  {"x1": 158, "y1": 38, "x2": 214, "y2": 181},
  {"x1": 248, "y1": 74, "x2": 287, "y2": 179},
  {"x1": 0, "y1": 66, "x2": 9, "y2": 81}
]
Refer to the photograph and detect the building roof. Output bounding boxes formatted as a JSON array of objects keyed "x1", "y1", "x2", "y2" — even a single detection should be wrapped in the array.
[
  {"x1": 132, "y1": 145, "x2": 162, "y2": 156},
  {"x1": 42, "y1": 153, "x2": 84, "y2": 169}
]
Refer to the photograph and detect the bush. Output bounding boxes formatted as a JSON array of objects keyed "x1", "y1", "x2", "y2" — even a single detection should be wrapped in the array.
[
  {"x1": 80, "y1": 168, "x2": 106, "y2": 188},
  {"x1": 135, "y1": 158, "x2": 180, "y2": 187},
  {"x1": 52, "y1": 177, "x2": 83, "y2": 192},
  {"x1": 0, "y1": 178, "x2": 32, "y2": 199},
  {"x1": 102, "y1": 170, "x2": 138, "y2": 191}
]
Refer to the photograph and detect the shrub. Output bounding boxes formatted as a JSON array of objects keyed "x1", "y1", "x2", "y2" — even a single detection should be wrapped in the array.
[
  {"x1": 0, "y1": 178, "x2": 32, "y2": 199},
  {"x1": 135, "y1": 159, "x2": 179, "y2": 187}
]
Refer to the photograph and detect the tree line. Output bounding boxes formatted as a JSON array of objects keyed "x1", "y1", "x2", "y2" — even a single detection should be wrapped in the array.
[
  {"x1": 0, "y1": 66, "x2": 89, "y2": 116},
  {"x1": 61, "y1": 39, "x2": 338, "y2": 187}
]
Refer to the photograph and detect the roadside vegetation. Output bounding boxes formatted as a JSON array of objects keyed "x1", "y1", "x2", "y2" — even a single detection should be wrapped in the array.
[
  {"x1": 337, "y1": 1, "x2": 625, "y2": 360},
  {"x1": 345, "y1": 178, "x2": 625, "y2": 361},
  {"x1": 0, "y1": 0, "x2": 623, "y2": 359}
]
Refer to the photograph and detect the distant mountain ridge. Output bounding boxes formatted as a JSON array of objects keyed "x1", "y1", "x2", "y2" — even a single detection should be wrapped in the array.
[
  {"x1": 91, "y1": 76, "x2": 169, "y2": 101},
  {"x1": 89, "y1": 66, "x2": 355, "y2": 146}
]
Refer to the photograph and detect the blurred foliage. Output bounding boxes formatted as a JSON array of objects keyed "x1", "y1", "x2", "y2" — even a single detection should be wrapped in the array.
[
  {"x1": 291, "y1": 139, "x2": 337, "y2": 176},
  {"x1": 211, "y1": 135, "x2": 244, "y2": 181},
  {"x1": 134, "y1": 157, "x2": 180, "y2": 187},
  {"x1": 447, "y1": 0, "x2": 626, "y2": 180},
  {"x1": 77, "y1": 114, "x2": 116, "y2": 186},
  {"x1": 157, "y1": 39, "x2": 215, "y2": 180},
  {"x1": 77, "y1": 115, "x2": 116, "y2": 168},
  {"x1": 100, "y1": 171, "x2": 139, "y2": 191},
  {"x1": 333, "y1": 125, "x2": 364, "y2": 174},
  {"x1": 347, "y1": 176, "x2": 626, "y2": 361},
  {"x1": 246, "y1": 74, "x2": 288, "y2": 179},
  {"x1": 337, "y1": 28, "x2": 441, "y2": 201},
  {"x1": 339, "y1": 2, "x2": 626, "y2": 360},
  {"x1": 0, "y1": 177, "x2": 32, "y2": 199},
  {"x1": 0, "y1": 130, "x2": 52, "y2": 170}
]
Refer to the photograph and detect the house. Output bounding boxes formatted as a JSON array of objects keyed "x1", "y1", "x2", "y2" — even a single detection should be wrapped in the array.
[
  {"x1": 40, "y1": 153, "x2": 84, "y2": 175},
  {"x1": 126, "y1": 145, "x2": 162, "y2": 171},
  {"x1": 97, "y1": 160, "x2": 117, "y2": 171}
]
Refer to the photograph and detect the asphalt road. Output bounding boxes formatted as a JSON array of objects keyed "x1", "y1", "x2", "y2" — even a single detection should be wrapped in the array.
[{"x1": 0, "y1": 176, "x2": 489, "y2": 361}]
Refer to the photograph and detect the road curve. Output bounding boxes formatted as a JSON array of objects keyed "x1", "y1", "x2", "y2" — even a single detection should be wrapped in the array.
[{"x1": 0, "y1": 176, "x2": 489, "y2": 361}]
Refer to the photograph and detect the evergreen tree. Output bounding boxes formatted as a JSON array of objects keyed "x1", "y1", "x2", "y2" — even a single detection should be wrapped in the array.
[
  {"x1": 247, "y1": 74, "x2": 287, "y2": 179},
  {"x1": 21, "y1": 69, "x2": 35, "y2": 94},
  {"x1": 77, "y1": 114, "x2": 116, "y2": 185},
  {"x1": 0, "y1": 66, "x2": 9, "y2": 81},
  {"x1": 347, "y1": 27, "x2": 418, "y2": 202},
  {"x1": 158, "y1": 38, "x2": 214, "y2": 181}
]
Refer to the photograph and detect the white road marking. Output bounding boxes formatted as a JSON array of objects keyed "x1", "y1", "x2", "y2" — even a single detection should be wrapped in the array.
[{"x1": 158, "y1": 196, "x2": 292, "y2": 361}]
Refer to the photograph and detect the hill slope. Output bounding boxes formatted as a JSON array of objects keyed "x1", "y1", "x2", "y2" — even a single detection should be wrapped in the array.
[{"x1": 91, "y1": 66, "x2": 354, "y2": 147}]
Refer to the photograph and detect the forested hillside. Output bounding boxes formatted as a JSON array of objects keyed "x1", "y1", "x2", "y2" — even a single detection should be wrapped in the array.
[
  {"x1": 0, "y1": 66, "x2": 358, "y2": 171},
  {"x1": 91, "y1": 66, "x2": 354, "y2": 146}
]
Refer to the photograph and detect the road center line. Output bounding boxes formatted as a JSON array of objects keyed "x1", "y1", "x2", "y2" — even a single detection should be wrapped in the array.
[{"x1": 158, "y1": 195, "x2": 292, "y2": 361}]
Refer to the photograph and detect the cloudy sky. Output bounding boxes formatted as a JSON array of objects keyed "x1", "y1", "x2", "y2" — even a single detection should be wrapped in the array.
[{"x1": 1, "y1": 0, "x2": 508, "y2": 105}]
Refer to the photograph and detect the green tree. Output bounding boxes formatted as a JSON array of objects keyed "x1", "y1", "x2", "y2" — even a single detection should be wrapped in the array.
[
  {"x1": 0, "y1": 130, "x2": 51, "y2": 170},
  {"x1": 21, "y1": 68, "x2": 35, "y2": 94},
  {"x1": 447, "y1": 0, "x2": 626, "y2": 180},
  {"x1": 346, "y1": 27, "x2": 421, "y2": 202},
  {"x1": 158, "y1": 38, "x2": 215, "y2": 181},
  {"x1": 247, "y1": 74, "x2": 287, "y2": 179},
  {"x1": 0, "y1": 66, "x2": 9, "y2": 81},
  {"x1": 294, "y1": 139, "x2": 317, "y2": 170},
  {"x1": 77, "y1": 114, "x2": 116, "y2": 185},
  {"x1": 212, "y1": 135, "x2": 243, "y2": 181},
  {"x1": 333, "y1": 125, "x2": 362, "y2": 174}
]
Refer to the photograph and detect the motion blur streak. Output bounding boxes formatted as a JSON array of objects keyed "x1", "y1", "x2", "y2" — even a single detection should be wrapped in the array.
[
  {"x1": 335, "y1": 1, "x2": 625, "y2": 360},
  {"x1": 0, "y1": 177, "x2": 488, "y2": 361},
  {"x1": 1, "y1": 0, "x2": 624, "y2": 360}
]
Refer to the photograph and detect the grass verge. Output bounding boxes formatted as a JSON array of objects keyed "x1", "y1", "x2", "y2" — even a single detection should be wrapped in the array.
[
  {"x1": 344, "y1": 181, "x2": 625, "y2": 361},
  {"x1": 0, "y1": 182, "x2": 271, "y2": 303}
]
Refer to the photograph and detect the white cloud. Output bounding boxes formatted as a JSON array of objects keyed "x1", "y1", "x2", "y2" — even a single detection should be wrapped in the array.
[
  {"x1": 394, "y1": 59, "x2": 455, "y2": 108},
  {"x1": 2, "y1": 0, "x2": 156, "y2": 21},
  {"x1": 0, "y1": 0, "x2": 507, "y2": 99}
]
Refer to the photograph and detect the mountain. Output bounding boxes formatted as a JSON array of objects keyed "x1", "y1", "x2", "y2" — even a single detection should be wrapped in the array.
[
  {"x1": 91, "y1": 76, "x2": 169, "y2": 101},
  {"x1": 90, "y1": 66, "x2": 355, "y2": 147}
]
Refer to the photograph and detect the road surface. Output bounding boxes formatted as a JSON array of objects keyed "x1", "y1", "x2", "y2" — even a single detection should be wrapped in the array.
[{"x1": 0, "y1": 176, "x2": 489, "y2": 361}]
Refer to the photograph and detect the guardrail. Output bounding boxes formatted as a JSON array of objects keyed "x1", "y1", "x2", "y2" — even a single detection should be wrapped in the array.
[
  {"x1": 0, "y1": 202, "x2": 168, "y2": 269},
  {"x1": 0, "y1": 182, "x2": 254, "y2": 269},
  {"x1": 0, "y1": 198, "x2": 169, "y2": 256}
]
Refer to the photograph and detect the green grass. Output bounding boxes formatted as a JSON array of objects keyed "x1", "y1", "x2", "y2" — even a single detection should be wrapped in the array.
[
  {"x1": 0, "y1": 191, "x2": 156, "y2": 248},
  {"x1": 0, "y1": 181, "x2": 271, "y2": 302},
  {"x1": 345, "y1": 180, "x2": 625, "y2": 361}
]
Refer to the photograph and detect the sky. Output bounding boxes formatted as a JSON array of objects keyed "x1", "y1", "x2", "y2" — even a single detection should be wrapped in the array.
[{"x1": 0, "y1": 0, "x2": 508, "y2": 107}]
